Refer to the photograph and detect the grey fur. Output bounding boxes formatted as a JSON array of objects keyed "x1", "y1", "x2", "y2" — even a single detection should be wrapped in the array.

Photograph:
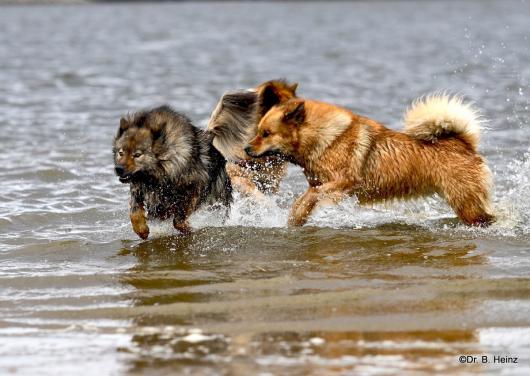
[
  {"x1": 206, "y1": 90, "x2": 259, "y2": 161},
  {"x1": 113, "y1": 105, "x2": 232, "y2": 229}
]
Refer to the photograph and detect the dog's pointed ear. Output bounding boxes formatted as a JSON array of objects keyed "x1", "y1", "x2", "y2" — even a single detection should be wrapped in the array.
[
  {"x1": 118, "y1": 117, "x2": 130, "y2": 136},
  {"x1": 283, "y1": 101, "x2": 305, "y2": 125},
  {"x1": 258, "y1": 80, "x2": 298, "y2": 118},
  {"x1": 260, "y1": 83, "x2": 282, "y2": 117}
]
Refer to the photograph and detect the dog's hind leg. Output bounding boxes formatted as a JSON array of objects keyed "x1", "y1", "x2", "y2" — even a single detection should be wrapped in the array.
[
  {"x1": 172, "y1": 195, "x2": 200, "y2": 235},
  {"x1": 255, "y1": 159, "x2": 288, "y2": 194},
  {"x1": 173, "y1": 210, "x2": 192, "y2": 234},
  {"x1": 440, "y1": 167, "x2": 494, "y2": 226},
  {"x1": 230, "y1": 175, "x2": 266, "y2": 199},
  {"x1": 173, "y1": 219, "x2": 192, "y2": 235},
  {"x1": 447, "y1": 193, "x2": 494, "y2": 226}
]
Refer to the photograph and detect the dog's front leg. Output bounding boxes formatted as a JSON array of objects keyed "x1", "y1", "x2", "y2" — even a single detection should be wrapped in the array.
[
  {"x1": 172, "y1": 195, "x2": 199, "y2": 235},
  {"x1": 288, "y1": 181, "x2": 352, "y2": 227},
  {"x1": 130, "y1": 200, "x2": 149, "y2": 240},
  {"x1": 288, "y1": 187, "x2": 319, "y2": 227}
]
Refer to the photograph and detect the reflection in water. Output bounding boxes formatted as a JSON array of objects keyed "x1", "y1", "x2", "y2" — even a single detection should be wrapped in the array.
[{"x1": 115, "y1": 227, "x2": 496, "y2": 375}]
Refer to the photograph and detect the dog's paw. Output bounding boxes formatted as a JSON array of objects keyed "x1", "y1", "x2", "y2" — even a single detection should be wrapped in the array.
[
  {"x1": 287, "y1": 215, "x2": 306, "y2": 227},
  {"x1": 134, "y1": 225, "x2": 149, "y2": 240},
  {"x1": 130, "y1": 210, "x2": 149, "y2": 239},
  {"x1": 173, "y1": 221, "x2": 192, "y2": 235}
]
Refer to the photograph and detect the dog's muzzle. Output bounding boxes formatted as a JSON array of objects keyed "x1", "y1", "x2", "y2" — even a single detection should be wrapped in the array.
[
  {"x1": 115, "y1": 165, "x2": 132, "y2": 183},
  {"x1": 244, "y1": 146, "x2": 257, "y2": 158},
  {"x1": 115, "y1": 166, "x2": 124, "y2": 176},
  {"x1": 245, "y1": 146, "x2": 283, "y2": 159}
]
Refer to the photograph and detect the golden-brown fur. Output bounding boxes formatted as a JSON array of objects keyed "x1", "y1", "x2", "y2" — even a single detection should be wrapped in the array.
[
  {"x1": 246, "y1": 95, "x2": 494, "y2": 227},
  {"x1": 207, "y1": 80, "x2": 297, "y2": 196}
]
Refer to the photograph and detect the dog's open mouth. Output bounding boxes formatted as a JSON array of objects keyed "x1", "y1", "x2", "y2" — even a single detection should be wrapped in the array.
[
  {"x1": 245, "y1": 147, "x2": 283, "y2": 159},
  {"x1": 255, "y1": 149, "x2": 285, "y2": 159},
  {"x1": 118, "y1": 175, "x2": 133, "y2": 183}
]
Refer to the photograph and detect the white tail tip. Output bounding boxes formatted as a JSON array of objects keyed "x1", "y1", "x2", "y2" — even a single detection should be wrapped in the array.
[{"x1": 404, "y1": 93, "x2": 483, "y2": 151}]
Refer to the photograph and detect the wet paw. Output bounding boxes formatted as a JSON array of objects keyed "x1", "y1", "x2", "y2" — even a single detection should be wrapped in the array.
[
  {"x1": 130, "y1": 209, "x2": 149, "y2": 239},
  {"x1": 133, "y1": 224, "x2": 149, "y2": 239},
  {"x1": 287, "y1": 215, "x2": 306, "y2": 227},
  {"x1": 173, "y1": 221, "x2": 192, "y2": 235}
]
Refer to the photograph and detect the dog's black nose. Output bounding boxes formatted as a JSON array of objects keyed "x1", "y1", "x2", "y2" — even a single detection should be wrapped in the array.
[
  {"x1": 115, "y1": 165, "x2": 125, "y2": 176},
  {"x1": 244, "y1": 146, "x2": 254, "y2": 157}
]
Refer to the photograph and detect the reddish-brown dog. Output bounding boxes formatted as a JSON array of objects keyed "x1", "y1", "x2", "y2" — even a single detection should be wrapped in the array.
[{"x1": 246, "y1": 94, "x2": 494, "y2": 226}]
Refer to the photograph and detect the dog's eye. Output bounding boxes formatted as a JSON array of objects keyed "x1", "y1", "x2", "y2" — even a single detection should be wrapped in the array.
[
  {"x1": 262, "y1": 130, "x2": 270, "y2": 138},
  {"x1": 133, "y1": 152, "x2": 142, "y2": 158},
  {"x1": 118, "y1": 150, "x2": 124, "y2": 157}
]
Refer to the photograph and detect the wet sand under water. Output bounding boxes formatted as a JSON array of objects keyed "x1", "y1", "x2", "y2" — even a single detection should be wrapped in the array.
[
  {"x1": 2, "y1": 224, "x2": 530, "y2": 375},
  {"x1": 1, "y1": 1, "x2": 530, "y2": 375}
]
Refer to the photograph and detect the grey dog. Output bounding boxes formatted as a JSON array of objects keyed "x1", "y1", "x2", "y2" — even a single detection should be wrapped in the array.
[{"x1": 113, "y1": 105, "x2": 232, "y2": 239}]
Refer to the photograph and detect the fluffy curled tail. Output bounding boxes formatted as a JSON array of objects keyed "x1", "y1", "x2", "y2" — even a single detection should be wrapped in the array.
[{"x1": 404, "y1": 94, "x2": 483, "y2": 151}]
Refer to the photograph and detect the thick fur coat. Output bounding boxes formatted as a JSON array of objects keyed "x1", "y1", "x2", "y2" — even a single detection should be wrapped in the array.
[
  {"x1": 246, "y1": 94, "x2": 494, "y2": 227},
  {"x1": 113, "y1": 106, "x2": 232, "y2": 239}
]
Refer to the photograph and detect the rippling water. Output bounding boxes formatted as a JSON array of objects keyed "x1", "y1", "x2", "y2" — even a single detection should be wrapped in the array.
[{"x1": 1, "y1": 1, "x2": 529, "y2": 375}]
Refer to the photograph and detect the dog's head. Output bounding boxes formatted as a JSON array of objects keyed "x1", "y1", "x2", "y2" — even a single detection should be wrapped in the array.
[
  {"x1": 255, "y1": 79, "x2": 298, "y2": 119},
  {"x1": 245, "y1": 99, "x2": 306, "y2": 159},
  {"x1": 113, "y1": 106, "x2": 177, "y2": 184},
  {"x1": 207, "y1": 79, "x2": 298, "y2": 161}
]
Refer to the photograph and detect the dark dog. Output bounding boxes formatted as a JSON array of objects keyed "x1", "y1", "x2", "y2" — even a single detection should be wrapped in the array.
[
  {"x1": 207, "y1": 80, "x2": 297, "y2": 196},
  {"x1": 113, "y1": 106, "x2": 232, "y2": 239}
]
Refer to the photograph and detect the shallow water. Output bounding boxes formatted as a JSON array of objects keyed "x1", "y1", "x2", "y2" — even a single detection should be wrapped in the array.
[{"x1": 0, "y1": 1, "x2": 529, "y2": 375}]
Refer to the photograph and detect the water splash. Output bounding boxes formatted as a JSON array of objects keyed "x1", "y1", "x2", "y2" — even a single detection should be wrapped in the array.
[
  {"x1": 493, "y1": 148, "x2": 530, "y2": 236},
  {"x1": 180, "y1": 151, "x2": 530, "y2": 240}
]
